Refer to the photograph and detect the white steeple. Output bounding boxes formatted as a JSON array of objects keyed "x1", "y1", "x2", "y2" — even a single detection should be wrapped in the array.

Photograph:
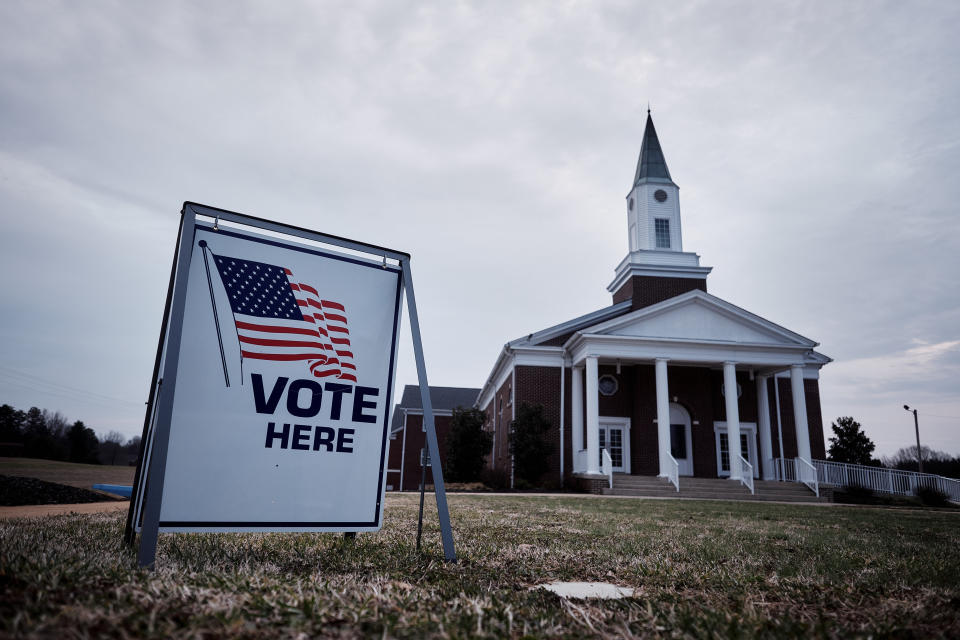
[{"x1": 608, "y1": 110, "x2": 712, "y2": 296}]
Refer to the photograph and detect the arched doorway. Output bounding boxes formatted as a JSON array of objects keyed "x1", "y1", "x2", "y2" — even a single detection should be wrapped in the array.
[{"x1": 669, "y1": 403, "x2": 693, "y2": 476}]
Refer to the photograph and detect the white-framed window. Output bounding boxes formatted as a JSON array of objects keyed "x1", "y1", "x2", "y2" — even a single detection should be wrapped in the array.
[
  {"x1": 713, "y1": 422, "x2": 759, "y2": 478},
  {"x1": 598, "y1": 374, "x2": 618, "y2": 396},
  {"x1": 654, "y1": 218, "x2": 671, "y2": 249}
]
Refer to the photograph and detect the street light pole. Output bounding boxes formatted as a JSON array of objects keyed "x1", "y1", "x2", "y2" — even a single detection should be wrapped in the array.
[{"x1": 903, "y1": 405, "x2": 923, "y2": 474}]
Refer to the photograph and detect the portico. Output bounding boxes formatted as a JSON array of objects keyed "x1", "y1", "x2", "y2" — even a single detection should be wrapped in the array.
[{"x1": 564, "y1": 289, "x2": 829, "y2": 483}]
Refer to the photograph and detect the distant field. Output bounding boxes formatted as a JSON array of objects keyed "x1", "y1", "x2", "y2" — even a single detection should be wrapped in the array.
[
  {"x1": 0, "y1": 457, "x2": 135, "y2": 489},
  {"x1": 1, "y1": 494, "x2": 958, "y2": 638}
]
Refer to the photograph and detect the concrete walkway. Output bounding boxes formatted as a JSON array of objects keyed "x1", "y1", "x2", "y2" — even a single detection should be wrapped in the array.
[{"x1": 0, "y1": 501, "x2": 129, "y2": 520}]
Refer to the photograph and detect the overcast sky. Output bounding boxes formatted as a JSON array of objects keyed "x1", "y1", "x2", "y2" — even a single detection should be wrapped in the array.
[{"x1": 1, "y1": 1, "x2": 957, "y2": 457}]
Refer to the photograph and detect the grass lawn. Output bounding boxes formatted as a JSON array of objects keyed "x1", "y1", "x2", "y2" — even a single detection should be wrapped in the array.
[
  {"x1": 0, "y1": 457, "x2": 135, "y2": 489},
  {"x1": 2, "y1": 493, "x2": 958, "y2": 638}
]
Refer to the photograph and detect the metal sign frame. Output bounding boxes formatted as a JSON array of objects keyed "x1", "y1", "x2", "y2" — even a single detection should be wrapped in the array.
[{"x1": 125, "y1": 202, "x2": 456, "y2": 568}]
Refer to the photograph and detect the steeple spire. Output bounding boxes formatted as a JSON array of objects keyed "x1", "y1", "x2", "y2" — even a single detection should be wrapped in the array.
[{"x1": 633, "y1": 110, "x2": 673, "y2": 186}]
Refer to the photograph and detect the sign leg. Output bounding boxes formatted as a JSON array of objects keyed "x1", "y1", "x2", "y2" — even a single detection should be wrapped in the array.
[
  {"x1": 136, "y1": 206, "x2": 198, "y2": 569},
  {"x1": 400, "y1": 258, "x2": 457, "y2": 562},
  {"x1": 124, "y1": 215, "x2": 187, "y2": 547}
]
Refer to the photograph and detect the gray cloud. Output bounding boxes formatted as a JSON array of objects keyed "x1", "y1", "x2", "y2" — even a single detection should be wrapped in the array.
[{"x1": 1, "y1": 1, "x2": 957, "y2": 455}]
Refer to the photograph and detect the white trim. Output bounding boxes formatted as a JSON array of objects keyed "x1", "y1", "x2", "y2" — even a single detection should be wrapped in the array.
[
  {"x1": 566, "y1": 335, "x2": 816, "y2": 368},
  {"x1": 773, "y1": 365, "x2": 823, "y2": 380},
  {"x1": 714, "y1": 422, "x2": 759, "y2": 478},
  {"x1": 585, "y1": 290, "x2": 818, "y2": 348},
  {"x1": 599, "y1": 416, "x2": 631, "y2": 474},
  {"x1": 607, "y1": 252, "x2": 712, "y2": 293},
  {"x1": 508, "y1": 302, "x2": 632, "y2": 347},
  {"x1": 608, "y1": 263, "x2": 713, "y2": 292},
  {"x1": 559, "y1": 358, "x2": 565, "y2": 483},
  {"x1": 510, "y1": 367, "x2": 516, "y2": 489},
  {"x1": 513, "y1": 346, "x2": 565, "y2": 367},
  {"x1": 399, "y1": 411, "x2": 408, "y2": 491},
  {"x1": 401, "y1": 408, "x2": 455, "y2": 418},
  {"x1": 476, "y1": 347, "x2": 515, "y2": 410}
]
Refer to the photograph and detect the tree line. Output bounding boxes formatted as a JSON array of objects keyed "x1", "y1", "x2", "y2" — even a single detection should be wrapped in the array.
[{"x1": 0, "y1": 403, "x2": 140, "y2": 466}]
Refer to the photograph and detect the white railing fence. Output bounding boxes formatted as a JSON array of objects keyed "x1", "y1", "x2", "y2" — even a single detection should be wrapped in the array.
[
  {"x1": 773, "y1": 457, "x2": 798, "y2": 482},
  {"x1": 666, "y1": 454, "x2": 680, "y2": 492},
  {"x1": 601, "y1": 449, "x2": 614, "y2": 489},
  {"x1": 813, "y1": 459, "x2": 960, "y2": 502},
  {"x1": 772, "y1": 457, "x2": 960, "y2": 502},
  {"x1": 738, "y1": 455, "x2": 755, "y2": 495},
  {"x1": 797, "y1": 457, "x2": 819, "y2": 497}
]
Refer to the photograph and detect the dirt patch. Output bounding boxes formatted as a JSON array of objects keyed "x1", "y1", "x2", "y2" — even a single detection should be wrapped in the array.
[
  {"x1": 0, "y1": 474, "x2": 124, "y2": 506},
  {"x1": 0, "y1": 500, "x2": 129, "y2": 519}
]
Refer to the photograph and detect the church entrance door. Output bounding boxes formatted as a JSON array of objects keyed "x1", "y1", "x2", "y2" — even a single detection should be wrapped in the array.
[
  {"x1": 713, "y1": 422, "x2": 759, "y2": 478},
  {"x1": 669, "y1": 403, "x2": 694, "y2": 476},
  {"x1": 598, "y1": 417, "x2": 631, "y2": 474}
]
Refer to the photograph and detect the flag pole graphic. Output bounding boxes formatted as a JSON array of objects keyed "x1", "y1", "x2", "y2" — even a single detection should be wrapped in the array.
[{"x1": 198, "y1": 240, "x2": 230, "y2": 387}]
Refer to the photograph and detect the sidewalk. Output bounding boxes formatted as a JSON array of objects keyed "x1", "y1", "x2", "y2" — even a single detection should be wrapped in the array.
[{"x1": 0, "y1": 501, "x2": 129, "y2": 520}]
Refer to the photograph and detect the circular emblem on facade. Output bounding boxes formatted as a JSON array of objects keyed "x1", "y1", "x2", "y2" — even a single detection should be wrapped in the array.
[
  {"x1": 654, "y1": 189, "x2": 668, "y2": 203},
  {"x1": 598, "y1": 374, "x2": 619, "y2": 396},
  {"x1": 721, "y1": 383, "x2": 743, "y2": 399}
]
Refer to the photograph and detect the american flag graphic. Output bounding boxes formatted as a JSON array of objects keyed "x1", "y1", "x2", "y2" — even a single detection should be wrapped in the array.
[{"x1": 209, "y1": 251, "x2": 357, "y2": 382}]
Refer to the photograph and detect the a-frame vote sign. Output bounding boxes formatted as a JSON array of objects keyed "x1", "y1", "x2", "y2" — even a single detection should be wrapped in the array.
[{"x1": 125, "y1": 202, "x2": 456, "y2": 568}]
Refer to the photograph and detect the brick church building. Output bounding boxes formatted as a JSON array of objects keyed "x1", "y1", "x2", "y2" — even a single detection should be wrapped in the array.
[{"x1": 476, "y1": 111, "x2": 831, "y2": 489}]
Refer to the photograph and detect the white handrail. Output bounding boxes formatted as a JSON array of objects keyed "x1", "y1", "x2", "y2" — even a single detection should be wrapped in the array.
[
  {"x1": 601, "y1": 449, "x2": 614, "y2": 489},
  {"x1": 797, "y1": 457, "x2": 819, "y2": 497},
  {"x1": 738, "y1": 455, "x2": 754, "y2": 495},
  {"x1": 665, "y1": 454, "x2": 680, "y2": 492},
  {"x1": 812, "y1": 459, "x2": 960, "y2": 502}
]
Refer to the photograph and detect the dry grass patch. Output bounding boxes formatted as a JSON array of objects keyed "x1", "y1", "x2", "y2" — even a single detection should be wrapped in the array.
[
  {"x1": 1, "y1": 493, "x2": 958, "y2": 638},
  {"x1": 0, "y1": 457, "x2": 134, "y2": 489}
]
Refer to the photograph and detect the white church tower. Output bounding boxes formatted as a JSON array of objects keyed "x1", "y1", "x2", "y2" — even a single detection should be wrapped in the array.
[{"x1": 609, "y1": 110, "x2": 712, "y2": 308}]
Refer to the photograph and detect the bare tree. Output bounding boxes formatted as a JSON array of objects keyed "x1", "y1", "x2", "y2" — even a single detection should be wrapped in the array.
[{"x1": 100, "y1": 430, "x2": 125, "y2": 465}]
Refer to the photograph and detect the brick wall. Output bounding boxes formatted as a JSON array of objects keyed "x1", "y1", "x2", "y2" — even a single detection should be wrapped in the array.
[
  {"x1": 612, "y1": 275, "x2": 707, "y2": 309},
  {"x1": 485, "y1": 374, "x2": 514, "y2": 475},
  {"x1": 514, "y1": 365, "x2": 563, "y2": 488},
  {"x1": 386, "y1": 413, "x2": 454, "y2": 491},
  {"x1": 765, "y1": 377, "x2": 827, "y2": 461},
  {"x1": 667, "y1": 366, "x2": 718, "y2": 478}
]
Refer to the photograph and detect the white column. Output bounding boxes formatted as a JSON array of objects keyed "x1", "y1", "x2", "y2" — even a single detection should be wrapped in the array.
[
  {"x1": 585, "y1": 356, "x2": 600, "y2": 475},
  {"x1": 757, "y1": 375, "x2": 774, "y2": 480},
  {"x1": 790, "y1": 364, "x2": 812, "y2": 462},
  {"x1": 655, "y1": 358, "x2": 671, "y2": 477},
  {"x1": 723, "y1": 362, "x2": 742, "y2": 481},
  {"x1": 571, "y1": 365, "x2": 584, "y2": 471}
]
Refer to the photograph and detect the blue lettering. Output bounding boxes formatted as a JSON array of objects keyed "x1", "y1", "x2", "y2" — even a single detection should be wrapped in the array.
[
  {"x1": 323, "y1": 383, "x2": 353, "y2": 420},
  {"x1": 352, "y1": 386, "x2": 379, "y2": 423},
  {"x1": 313, "y1": 426, "x2": 336, "y2": 451},
  {"x1": 252, "y1": 374, "x2": 288, "y2": 414},
  {"x1": 337, "y1": 428, "x2": 355, "y2": 453},
  {"x1": 264, "y1": 422, "x2": 290, "y2": 448},
  {"x1": 292, "y1": 424, "x2": 311, "y2": 450},
  {"x1": 286, "y1": 379, "x2": 323, "y2": 417}
]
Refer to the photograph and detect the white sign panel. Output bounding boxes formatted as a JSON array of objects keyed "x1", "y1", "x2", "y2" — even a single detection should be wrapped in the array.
[{"x1": 157, "y1": 224, "x2": 402, "y2": 532}]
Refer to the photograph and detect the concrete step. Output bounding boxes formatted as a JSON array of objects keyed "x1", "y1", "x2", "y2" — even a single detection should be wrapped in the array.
[{"x1": 603, "y1": 475, "x2": 829, "y2": 503}]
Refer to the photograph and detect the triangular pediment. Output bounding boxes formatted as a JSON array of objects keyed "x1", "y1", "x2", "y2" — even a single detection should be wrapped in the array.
[{"x1": 583, "y1": 291, "x2": 817, "y2": 347}]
